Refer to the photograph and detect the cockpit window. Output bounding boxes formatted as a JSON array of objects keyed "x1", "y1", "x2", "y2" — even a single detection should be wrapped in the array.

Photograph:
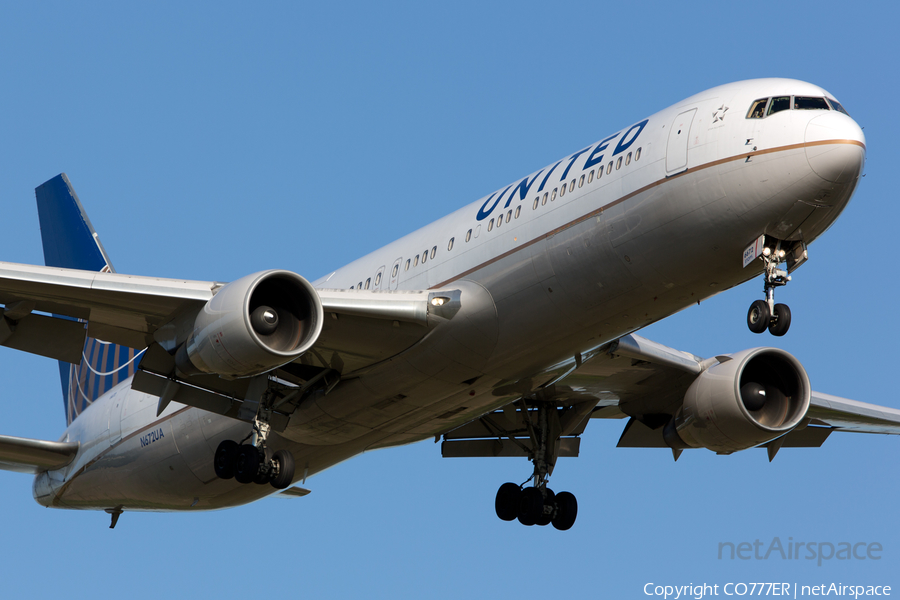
[
  {"x1": 747, "y1": 98, "x2": 768, "y2": 119},
  {"x1": 767, "y1": 96, "x2": 790, "y2": 116},
  {"x1": 827, "y1": 97, "x2": 850, "y2": 116},
  {"x1": 794, "y1": 96, "x2": 829, "y2": 111}
]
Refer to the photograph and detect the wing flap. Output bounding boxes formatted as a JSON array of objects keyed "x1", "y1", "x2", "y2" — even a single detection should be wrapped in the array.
[{"x1": 0, "y1": 434, "x2": 79, "y2": 474}]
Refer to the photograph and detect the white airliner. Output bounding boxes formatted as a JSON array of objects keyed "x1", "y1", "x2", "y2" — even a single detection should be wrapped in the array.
[{"x1": 0, "y1": 78, "x2": 891, "y2": 530}]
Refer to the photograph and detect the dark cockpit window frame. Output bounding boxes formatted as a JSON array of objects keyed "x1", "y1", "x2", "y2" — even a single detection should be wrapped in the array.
[
  {"x1": 747, "y1": 98, "x2": 769, "y2": 119},
  {"x1": 767, "y1": 96, "x2": 791, "y2": 116},
  {"x1": 793, "y1": 96, "x2": 830, "y2": 111},
  {"x1": 827, "y1": 97, "x2": 850, "y2": 116}
]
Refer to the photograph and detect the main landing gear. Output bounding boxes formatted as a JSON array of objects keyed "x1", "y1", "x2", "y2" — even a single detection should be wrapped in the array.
[
  {"x1": 214, "y1": 421, "x2": 295, "y2": 490},
  {"x1": 495, "y1": 481, "x2": 578, "y2": 531},
  {"x1": 747, "y1": 245, "x2": 793, "y2": 337},
  {"x1": 493, "y1": 401, "x2": 578, "y2": 531}
]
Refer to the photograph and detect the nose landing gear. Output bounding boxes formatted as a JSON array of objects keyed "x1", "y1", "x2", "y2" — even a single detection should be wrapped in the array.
[{"x1": 746, "y1": 241, "x2": 801, "y2": 337}]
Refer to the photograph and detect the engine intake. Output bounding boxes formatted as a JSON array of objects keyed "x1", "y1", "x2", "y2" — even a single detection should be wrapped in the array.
[
  {"x1": 663, "y1": 348, "x2": 810, "y2": 453},
  {"x1": 177, "y1": 270, "x2": 323, "y2": 378}
]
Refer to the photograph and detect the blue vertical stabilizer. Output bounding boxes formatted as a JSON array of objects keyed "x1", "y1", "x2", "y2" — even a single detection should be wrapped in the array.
[{"x1": 35, "y1": 174, "x2": 142, "y2": 425}]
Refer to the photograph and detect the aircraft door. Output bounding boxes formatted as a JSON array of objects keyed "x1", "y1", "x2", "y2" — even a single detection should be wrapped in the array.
[
  {"x1": 389, "y1": 257, "x2": 402, "y2": 290},
  {"x1": 665, "y1": 108, "x2": 697, "y2": 176}
]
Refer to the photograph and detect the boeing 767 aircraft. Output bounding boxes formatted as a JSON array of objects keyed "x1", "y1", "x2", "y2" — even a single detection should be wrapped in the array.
[{"x1": 0, "y1": 78, "x2": 891, "y2": 530}]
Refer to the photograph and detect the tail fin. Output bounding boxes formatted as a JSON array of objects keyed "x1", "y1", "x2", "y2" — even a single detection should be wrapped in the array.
[{"x1": 35, "y1": 174, "x2": 143, "y2": 425}]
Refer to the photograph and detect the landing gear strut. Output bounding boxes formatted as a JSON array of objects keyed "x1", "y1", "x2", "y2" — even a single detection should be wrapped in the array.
[
  {"x1": 493, "y1": 401, "x2": 578, "y2": 531},
  {"x1": 747, "y1": 244, "x2": 793, "y2": 336}
]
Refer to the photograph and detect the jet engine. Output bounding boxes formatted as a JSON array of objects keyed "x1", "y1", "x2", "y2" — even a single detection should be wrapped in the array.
[
  {"x1": 663, "y1": 348, "x2": 810, "y2": 453},
  {"x1": 176, "y1": 270, "x2": 323, "y2": 378}
]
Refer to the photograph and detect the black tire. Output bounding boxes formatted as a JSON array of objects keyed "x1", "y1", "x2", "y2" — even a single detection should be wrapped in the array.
[
  {"x1": 768, "y1": 303, "x2": 791, "y2": 337},
  {"x1": 536, "y1": 488, "x2": 555, "y2": 526},
  {"x1": 747, "y1": 300, "x2": 770, "y2": 334},
  {"x1": 254, "y1": 448, "x2": 273, "y2": 485},
  {"x1": 234, "y1": 445, "x2": 260, "y2": 484},
  {"x1": 495, "y1": 482, "x2": 521, "y2": 521},
  {"x1": 269, "y1": 449, "x2": 295, "y2": 490},
  {"x1": 517, "y1": 487, "x2": 543, "y2": 526},
  {"x1": 552, "y1": 491, "x2": 578, "y2": 531},
  {"x1": 213, "y1": 440, "x2": 238, "y2": 480}
]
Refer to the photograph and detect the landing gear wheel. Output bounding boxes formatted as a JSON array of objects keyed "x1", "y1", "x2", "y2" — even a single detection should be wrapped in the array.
[
  {"x1": 254, "y1": 448, "x2": 273, "y2": 485},
  {"x1": 768, "y1": 303, "x2": 791, "y2": 337},
  {"x1": 552, "y1": 491, "x2": 578, "y2": 531},
  {"x1": 517, "y1": 487, "x2": 544, "y2": 526},
  {"x1": 536, "y1": 488, "x2": 555, "y2": 526},
  {"x1": 495, "y1": 483, "x2": 521, "y2": 522},
  {"x1": 747, "y1": 300, "x2": 770, "y2": 334},
  {"x1": 213, "y1": 440, "x2": 238, "y2": 479},
  {"x1": 269, "y1": 449, "x2": 295, "y2": 490},
  {"x1": 234, "y1": 445, "x2": 261, "y2": 484}
]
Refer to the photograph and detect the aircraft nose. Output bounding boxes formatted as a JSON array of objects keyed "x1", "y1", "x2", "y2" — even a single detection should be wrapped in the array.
[{"x1": 804, "y1": 113, "x2": 866, "y2": 184}]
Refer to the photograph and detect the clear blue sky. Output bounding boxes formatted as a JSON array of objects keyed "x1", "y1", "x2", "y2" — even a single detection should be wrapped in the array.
[{"x1": 0, "y1": 2, "x2": 897, "y2": 598}]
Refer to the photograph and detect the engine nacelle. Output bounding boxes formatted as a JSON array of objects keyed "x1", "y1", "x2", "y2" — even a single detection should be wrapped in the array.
[
  {"x1": 663, "y1": 348, "x2": 810, "y2": 453},
  {"x1": 177, "y1": 270, "x2": 323, "y2": 378}
]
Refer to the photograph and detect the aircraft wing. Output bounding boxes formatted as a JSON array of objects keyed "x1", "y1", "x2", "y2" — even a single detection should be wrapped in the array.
[
  {"x1": 0, "y1": 261, "x2": 444, "y2": 370},
  {"x1": 0, "y1": 434, "x2": 79, "y2": 474},
  {"x1": 440, "y1": 333, "x2": 900, "y2": 460}
]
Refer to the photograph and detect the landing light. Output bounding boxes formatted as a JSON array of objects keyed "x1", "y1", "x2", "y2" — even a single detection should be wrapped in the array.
[
  {"x1": 763, "y1": 247, "x2": 771, "y2": 257},
  {"x1": 431, "y1": 297, "x2": 448, "y2": 306}
]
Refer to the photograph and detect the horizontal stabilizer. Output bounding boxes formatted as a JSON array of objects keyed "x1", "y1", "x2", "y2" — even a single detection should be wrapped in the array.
[{"x1": 0, "y1": 434, "x2": 78, "y2": 474}]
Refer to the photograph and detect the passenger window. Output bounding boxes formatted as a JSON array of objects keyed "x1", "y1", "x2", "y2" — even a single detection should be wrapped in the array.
[
  {"x1": 616, "y1": 156, "x2": 622, "y2": 170},
  {"x1": 506, "y1": 210, "x2": 512, "y2": 223},
  {"x1": 827, "y1": 98, "x2": 850, "y2": 116},
  {"x1": 392, "y1": 264, "x2": 399, "y2": 277},
  {"x1": 597, "y1": 165, "x2": 603, "y2": 179},
  {"x1": 365, "y1": 278, "x2": 371, "y2": 290},
  {"x1": 422, "y1": 250, "x2": 427, "y2": 264},
  {"x1": 466, "y1": 229, "x2": 472, "y2": 242},
  {"x1": 414, "y1": 255, "x2": 419, "y2": 266},
  {"x1": 374, "y1": 272, "x2": 382, "y2": 286},
  {"x1": 405, "y1": 259, "x2": 410, "y2": 271},
  {"x1": 448, "y1": 237, "x2": 454, "y2": 251},
  {"x1": 543, "y1": 192, "x2": 549, "y2": 204},
  {"x1": 625, "y1": 152, "x2": 631, "y2": 166},
  {"x1": 559, "y1": 184, "x2": 566, "y2": 198},
  {"x1": 551, "y1": 188, "x2": 557, "y2": 201},
  {"x1": 607, "y1": 161, "x2": 613, "y2": 174},
  {"x1": 635, "y1": 147, "x2": 642, "y2": 161},
  {"x1": 488, "y1": 218, "x2": 494, "y2": 232},
  {"x1": 533, "y1": 198, "x2": 539, "y2": 210},
  {"x1": 569, "y1": 180, "x2": 575, "y2": 192},
  {"x1": 357, "y1": 281, "x2": 363, "y2": 289},
  {"x1": 579, "y1": 174, "x2": 585, "y2": 188},
  {"x1": 747, "y1": 98, "x2": 768, "y2": 119},
  {"x1": 767, "y1": 96, "x2": 790, "y2": 116},
  {"x1": 350, "y1": 285, "x2": 354, "y2": 290},
  {"x1": 794, "y1": 96, "x2": 829, "y2": 111},
  {"x1": 587, "y1": 170, "x2": 594, "y2": 183},
  {"x1": 430, "y1": 246, "x2": 436, "y2": 259},
  {"x1": 515, "y1": 205, "x2": 521, "y2": 219}
]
